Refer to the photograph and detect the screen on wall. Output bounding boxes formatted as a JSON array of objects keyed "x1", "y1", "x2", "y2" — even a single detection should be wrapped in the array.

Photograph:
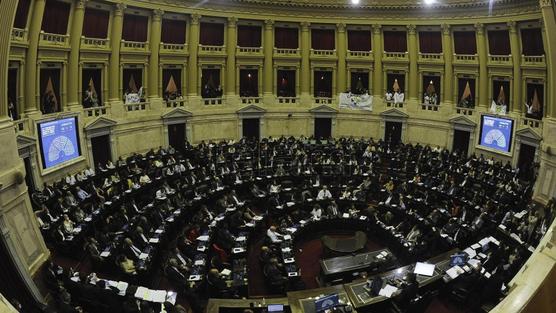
[
  {"x1": 479, "y1": 115, "x2": 514, "y2": 153},
  {"x1": 38, "y1": 117, "x2": 81, "y2": 169}
]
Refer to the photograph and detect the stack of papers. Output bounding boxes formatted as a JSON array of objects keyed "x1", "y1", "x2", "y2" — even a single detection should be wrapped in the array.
[
  {"x1": 232, "y1": 248, "x2": 245, "y2": 254},
  {"x1": 149, "y1": 238, "x2": 159, "y2": 244},
  {"x1": 197, "y1": 235, "x2": 209, "y2": 241},
  {"x1": 446, "y1": 266, "x2": 465, "y2": 279},
  {"x1": 194, "y1": 259, "x2": 205, "y2": 266},
  {"x1": 139, "y1": 253, "x2": 148, "y2": 260},
  {"x1": 378, "y1": 284, "x2": 398, "y2": 298}
]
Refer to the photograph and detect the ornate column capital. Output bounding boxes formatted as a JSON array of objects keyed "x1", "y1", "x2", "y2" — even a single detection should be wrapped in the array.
[
  {"x1": 264, "y1": 20, "x2": 274, "y2": 30},
  {"x1": 474, "y1": 22, "x2": 484, "y2": 35},
  {"x1": 441, "y1": 24, "x2": 451, "y2": 36},
  {"x1": 301, "y1": 22, "x2": 311, "y2": 31},
  {"x1": 372, "y1": 24, "x2": 382, "y2": 34},
  {"x1": 407, "y1": 24, "x2": 416, "y2": 35},
  {"x1": 190, "y1": 14, "x2": 201, "y2": 25},
  {"x1": 336, "y1": 23, "x2": 346, "y2": 33},
  {"x1": 114, "y1": 3, "x2": 126, "y2": 16},
  {"x1": 507, "y1": 21, "x2": 517, "y2": 33},
  {"x1": 75, "y1": 0, "x2": 88, "y2": 10},
  {"x1": 152, "y1": 9, "x2": 164, "y2": 21},
  {"x1": 540, "y1": 0, "x2": 552, "y2": 8},
  {"x1": 227, "y1": 17, "x2": 237, "y2": 28}
]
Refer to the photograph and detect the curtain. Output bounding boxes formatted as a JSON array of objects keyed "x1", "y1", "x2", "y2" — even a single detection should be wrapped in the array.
[
  {"x1": 13, "y1": 0, "x2": 30, "y2": 29},
  {"x1": 200, "y1": 22, "x2": 224, "y2": 45},
  {"x1": 383, "y1": 31, "x2": 407, "y2": 52},
  {"x1": 162, "y1": 19, "x2": 186, "y2": 44},
  {"x1": 348, "y1": 30, "x2": 371, "y2": 51},
  {"x1": 41, "y1": 0, "x2": 71, "y2": 34},
  {"x1": 488, "y1": 30, "x2": 511, "y2": 55},
  {"x1": 275, "y1": 27, "x2": 298, "y2": 49},
  {"x1": 277, "y1": 70, "x2": 296, "y2": 97},
  {"x1": 453, "y1": 31, "x2": 477, "y2": 54},
  {"x1": 82, "y1": 8, "x2": 110, "y2": 39},
  {"x1": 419, "y1": 31, "x2": 442, "y2": 53},
  {"x1": 122, "y1": 14, "x2": 148, "y2": 42},
  {"x1": 521, "y1": 28, "x2": 544, "y2": 56},
  {"x1": 238, "y1": 25, "x2": 262, "y2": 47},
  {"x1": 239, "y1": 69, "x2": 259, "y2": 97},
  {"x1": 311, "y1": 29, "x2": 335, "y2": 50}
]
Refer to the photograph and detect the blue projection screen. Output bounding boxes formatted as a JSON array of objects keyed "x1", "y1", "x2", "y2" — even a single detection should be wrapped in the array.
[
  {"x1": 38, "y1": 117, "x2": 81, "y2": 169},
  {"x1": 479, "y1": 115, "x2": 514, "y2": 153}
]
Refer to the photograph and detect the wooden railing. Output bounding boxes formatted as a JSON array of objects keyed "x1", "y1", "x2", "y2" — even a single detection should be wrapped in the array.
[
  {"x1": 121, "y1": 40, "x2": 148, "y2": 50},
  {"x1": 314, "y1": 97, "x2": 333, "y2": 105},
  {"x1": 81, "y1": 37, "x2": 109, "y2": 48},
  {"x1": 277, "y1": 97, "x2": 299, "y2": 104},
  {"x1": 240, "y1": 97, "x2": 262, "y2": 105},
  {"x1": 40, "y1": 32, "x2": 69, "y2": 45},
  {"x1": 12, "y1": 28, "x2": 26, "y2": 41},
  {"x1": 274, "y1": 48, "x2": 300, "y2": 56},
  {"x1": 522, "y1": 116, "x2": 542, "y2": 129},
  {"x1": 454, "y1": 54, "x2": 478, "y2": 62},
  {"x1": 202, "y1": 98, "x2": 224, "y2": 105},
  {"x1": 124, "y1": 102, "x2": 149, "y2": 112},
  {"x1": 160, "y1": 43, "x2": 188, "y2": 53},
  {"x1": 83, "y1": 106, "x2": 108, "y2": 117},
  {"x1": 455, "y1": 107, "x2": 475, "y2": 116},
  {"x1": 199, "y1": 45, "x2": 225, "y2": 53},
  {"x1": 165, "y1": 99, "x2": 186, "y2": 108},
  {"x1": 311, "y1": 49, "x2": 336, "y2": 57}
]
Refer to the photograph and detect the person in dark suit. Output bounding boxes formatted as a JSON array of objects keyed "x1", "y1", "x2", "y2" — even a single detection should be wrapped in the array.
[
  {"x1": 166, "y1": 258, "x2": 189, "y2": 287},
  {"x1": 394, "y1": 272, "x2": 419, "y2": 311}
]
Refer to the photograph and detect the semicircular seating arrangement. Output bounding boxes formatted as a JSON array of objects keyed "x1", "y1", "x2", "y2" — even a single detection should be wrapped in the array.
[{"x1": 34, "y1": 137, "x2": 550, "y2": 313}]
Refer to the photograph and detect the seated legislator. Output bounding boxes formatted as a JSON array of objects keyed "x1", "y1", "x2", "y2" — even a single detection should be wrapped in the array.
[
  {"x1": 317, "y1": 185, "x2": 332, "y2": 200},
  {"x1": 118, "y1": 254, "x2": 137, "y2": 275},
  {"x1": 267, "y1": 225, "x2": 284, "y2": 243}
]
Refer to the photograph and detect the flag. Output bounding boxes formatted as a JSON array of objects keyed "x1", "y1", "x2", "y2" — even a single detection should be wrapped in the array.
[
  {"x1": 128, "y1": 74, "x2": 138, "y2": 93},
  {"x1": 460, "y1": 81, "x2": 472, "y2": 103},
  {"x1": 393, "y1": 79, "x2": 400, "y2": 92},
  {"x1": 531, "y1": 88, "x2": 541, "y2": 113},
  {"x1": 497, "y1": 85, "x2": 506, "y2": 105},
  {"x1": 165, "y1": 75, "x2": 178, "y2": 95},
  {"x1": 88, "y1": 78, "x2": 98, "y2": 98},
  {"x1": 426, "y1": 80, "x2": 435, "y2": 95},
  {"x1": 44, "y1": 76, "x2": 59, "y2": 112}
]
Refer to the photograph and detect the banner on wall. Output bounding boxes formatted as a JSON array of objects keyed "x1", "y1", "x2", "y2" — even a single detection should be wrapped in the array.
[{"x1": 339, "y1": 93, "x2": 373, "y2": 111}]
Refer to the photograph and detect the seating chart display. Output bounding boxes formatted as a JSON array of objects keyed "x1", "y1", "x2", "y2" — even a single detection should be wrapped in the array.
[
  {"x1": 38, "y1": 117, "x2": 81, "y2": 169},
  {"x1": 479, "y1": 115, "x2": 514, "y2": 153}
]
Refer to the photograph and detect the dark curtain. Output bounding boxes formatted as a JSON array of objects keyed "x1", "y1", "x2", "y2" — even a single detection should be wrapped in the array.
[
  {"x1": 201, "y1": 68, "x2": 221, "y2": 98},
  {"x1": 200, "y1": 22, "x2": 224, "y2": 45},
  {"x1": 350, "y1": 72, "x2": 370, "y2": 94},
  {"x1": 488, "y1": 30, "x2": 511, "y2": 55},
  {"x1": 386, "y1": 73, "x2": 405, "y2": 93},
  {"x1": 13, "y1": 0, "x2": 31, "y2": 29},
  {"x1": 8, "y1": 68, "x2": 18, "y2": 119},
  {"x1": 40, "y1": 68, "x2": 61, "y2": 113},
  {"x1": 311, "y1": 29, "x2": 335, "y2": 50},
  {"x1": 521, "y1": 28, "x2": 544, "y2": 56},
  {"x1": 383, "y1": 31, "x2": 407, "y2": 52},
  {"x1": 453, "y1": 31, "x2": 477, "y2": 54},
  {"x1": 419, "y1": 31, "x2": 442, "y2": 53},
  {"x1": 122, "y1": 14, "x2": 148, "y2": 42},
  {"x1": 91, "y1": 135, "x2": 111, "y2": 165},
  {"x1": 526, "y1": 83, "x2": 544, "y2": 119},
  {"x1": 162, "y1": 68, "x2": 182, "y2": 97},
  {"x1": 493, "y1": 79, "x2": 511, "y2": 110},
  {"x1": 83, "y1": 8, "x2": 110, "y2": 39},
  {"x1": 239, "y1": 69, "x2": 259, "y2": 97},
  {"x1": 348, "y1": 30, "x2": 371, "y2": 51},
  {"x1": 314, "y1": 71, "x2": 332, "y2": 97},
  {"x1": 122, "y1": 68, "x2": 143, "y2": 94},
  {"x1": 275, "y1": 27, "x2": 298, "y2": 49},
  {"x1": 238, "y1": 25, "x2": 262, "y2": 47},
  {"x1": 277, "y1": 70, "x2": 296, "y2": 97},
  {"x1": 82, "y1": 68, "x2": 102, "y2": 107},
  {"x1": 41, "y1": 0, "x2": 70, "y2": 34},
  {"x1": 457, "y1": 78, "x2": 476, "y2": 107},
  {"x1": 422, "y1": 75, "x2": 441, "y2": 103},
  {"x1": 162, "y1": 19, "x2": 186, "y2": 44}
]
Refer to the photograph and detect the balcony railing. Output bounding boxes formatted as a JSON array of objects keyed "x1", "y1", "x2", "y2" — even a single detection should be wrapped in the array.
[
  {"x1": 421, "y1": 103, "x2": 440, "y2": 111},
  {"x1": 383, "y1": 51, "x2": 408, "y2": 61},
  {"x1": 521, "y1": 55, "x2": 545, "y2": 66},
  {"x1": 202, "y1": 98, "x2": 224, "y2": 105},
  {"x1": 455, "y1": 107, "x2": 475, "y2": 116},
  {"x1": 240, "y1": 97, "x2": 262, "y2": 105},
  {"x1": 522, "y1": 116, "x2": 542, "y2": 129},
  {"x1": 83, "y1": 106, "x2": 108, "y2": 117},
  {"x1": 121, "y1": 40, "x2": 148, "y2": 51},
  {"x1": 385, "y1": 101, "x2": 404, "y2": 108},
  {"x1": 124, "y1": 102, "x2": 149, "y2": 112},
  {"x1": 277, "y1": 97, "x2": 299, "y2": 104},
  {"x1": 348, "y1": 50, "x2": 372, "y2": 58},
  {"x1": 454, "y1": 54, "x2": 478, "y2": 63},
  {"x1": 489, "y1": 54, "x2": 512, "y2": 64},
  {"x1": 12, "y1": 28, "x2": 26, "y2": 41},
  {"x1": 274, "y1": 48, "x2": 300, "y2": 57},
  {"x1": 165, "y1": 99, "x2": 186, "y2": 108},
  {"x1": 199, "y1": 45, "x2": 225, "y2": 53},
  {"x1": 160, "y1": 43, "x2": 188, "y2": 54},
  {"x1": 40, "y1": 32, "x2": 69, "y2": 45},
  {"x1": 237, "y1": 47, "x2": 263, "y2": 55},
  {"x1": 314, "y1": 97, "x2": 333, "y2": 105},
  {"x1": 310, "y1": 49, "x2": 336, "y2": 57},
  {"x1": 419, "y1": 53, "x2": 443, "y2": 62},
  {"x1": 81, "y1": 37, "x2": 110, "y2": 49}
]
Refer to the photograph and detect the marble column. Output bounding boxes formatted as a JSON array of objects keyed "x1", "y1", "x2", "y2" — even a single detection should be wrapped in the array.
[
  {"x1": 337, "y1": 23, "x2": 347, "y2": 93},
  {"x1": 508, "y1": 21, "x2": 522, "y2": 114},
  {"x1": 226, "y1": 17, "x2": 237, "y2": 97},
  {"x1": 148, "y1": 9, "x2": 163, "y2": 99},
  {"x1": 263, "y1": 20, "x2": 274, "y2": 99},
  {"x1": 441, "y1": 24, "x2": 454, "y2": 105},
  {"x1": 372, "y1": 25, "x2": 383, "y2": 98},
  {"x1": 407, "y1": 24, "x2": 418, "y2": 101},
  {"x1": 24, "y1": 0, "x2": 46, "y2": 114},
  {"x1": 67, "y1": 0, "x2": 87, "y2": 110},
  {"x1": 188, "y1": 14, "x2": 200, "y2": 97},
  {"x1": 300, "y1": 22, "x2": 311, "y2": 101},
  {"x1": 476, "y1": 23, "x2": 489, "y2": 109},
  {"x1": 108, "y1": 3, "x2": 125, "y2": 101}
]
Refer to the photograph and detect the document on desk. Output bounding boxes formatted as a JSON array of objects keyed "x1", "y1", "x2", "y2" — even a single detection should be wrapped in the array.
[
  {"x1": 253, "y1": 215, "x2": 263, "y2": 221},
  {"x1": 149, "y1": 238, "x2": 159, "y2": 243},
  {"x1": 464, "y1": 248, "x2": 477, "y2": 258},
  {"x1": 236, "y1": 236, "x2": 247, "y2": 241},
  {"x1": 479, "y1": 237, "x2": 491, "y2": 246},
  {"x1": 471, "y1": 243, "x2": 481, "y2": 250},
  {"x1": 100, "y1": 251, "x2": 110, "y2": 257},
  {"x1": 283, "y1": 235, "x2": 292, "y2": 240},
  {"x1": 151, "y1": 290, "x2": 167, "y2": 303},
  {"x1": 232, "y1": 248, "x2": 245, "y2": 254},
  {"x1": 221, "y1": 269, "x2": 231, "y2": 276},
  {"x1": 197, "y1": 235, "x2": 209, "y2": 241},
  {"x1": 379, "y1": 284, "x2": 398, "y2": 298},
  {"x1": 446, "y1": 266, "x2": 464, "y2": 279},
  {"x1": 139, "y1": 253, "x2": 148, "y2": 260},
  {"x1": 134, "y1": 286, "x2": 149, "y2": 300},
  {"x1": 117, "y1": 281, "x2": 129, "y2": 296}
]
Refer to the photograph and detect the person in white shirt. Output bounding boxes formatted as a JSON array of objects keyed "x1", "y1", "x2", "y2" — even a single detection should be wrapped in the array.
[
  {"x1": 76, "y1": 187, "x2": 90, "y2": 201},
  {"x1": 156, "y1": 188, "x2": 167, "y2": 200},
  {"x1": 266, "y1": 225, "x2": 283, "y2": 243},
  {"x1": 66, "y1": 174, "x2": 76, "y2": 186},
  {"x1": 106, "y1": 160, "x2": 116, "y2": 169},
  {"x1": 310, "y1": 205, "x2": 323, "y2": 219},
  {"x1": 269, "y1": 180, "x2": 281, "y2": 194},
  {"x1": 317, "y1": 185, "x2": 332, "y2": 200},
  {"x1": 139, "y1": 173, "x2": 151, "y2": 185}
]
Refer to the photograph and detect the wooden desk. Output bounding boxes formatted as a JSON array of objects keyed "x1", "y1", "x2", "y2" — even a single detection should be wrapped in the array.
[
  {"x1": 287, "y1": 285, "x2": 356, "y2": 313},
  {"x1": 206, "y1": 297, "x2": 289, "y2": 313}
]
